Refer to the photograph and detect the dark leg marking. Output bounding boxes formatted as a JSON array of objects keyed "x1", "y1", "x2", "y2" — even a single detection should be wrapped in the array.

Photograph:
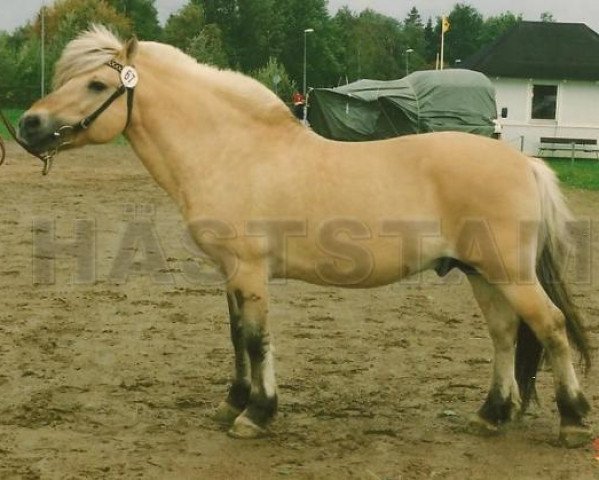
[
  {"x1": 225, "y1": 290, "x2": 251, "y2": 411},
  {"x1": 226, "y1": 379, "x2": 251, "y2": 412},
  {"x1": 244, "y1": 327, "x2": 278, "y2": 427},
  {"x1": 478, "y1": 386, "x2": 515, "y2": 426},
  {"x1": 245, "y1": 392, "x2": 278, "y2": 427},
  {"x1": 556, "y1": 385, "x2": 591, "y2": 427}
]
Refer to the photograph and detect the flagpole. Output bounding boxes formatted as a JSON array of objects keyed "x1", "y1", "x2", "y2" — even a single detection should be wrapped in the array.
[
  {"x1": 440, "y1": 27, "x2": 445, "y2": 70},
  {"x1": 440, "y1": 15, "x2": 450, "y2": 71}
]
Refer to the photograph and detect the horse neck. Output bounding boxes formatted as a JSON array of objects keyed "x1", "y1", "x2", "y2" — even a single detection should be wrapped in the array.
[{"x1": 124, "y1": 62, "x2": 305, "y2": 210}]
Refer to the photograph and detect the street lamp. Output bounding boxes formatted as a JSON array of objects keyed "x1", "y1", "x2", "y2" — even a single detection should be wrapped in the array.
[
  {"x1": 404, "y1": 48, "x2": 414, "y2": 76},
  {"x1": 41, "y1": 1, "x2": 46, "y2": 97},
  {"x1": 303, "y1": 28, "x2": 314, "y2": 123}
]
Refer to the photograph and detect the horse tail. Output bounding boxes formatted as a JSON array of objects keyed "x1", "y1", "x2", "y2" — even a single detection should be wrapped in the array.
[{"x1": 515, "y1": 158, "x2": 591, "y2": 411}]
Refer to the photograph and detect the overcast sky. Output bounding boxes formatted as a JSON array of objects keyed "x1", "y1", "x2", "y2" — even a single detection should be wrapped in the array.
[{"x1": 1, "y1": 0, "x2": 598, "y2": 33}]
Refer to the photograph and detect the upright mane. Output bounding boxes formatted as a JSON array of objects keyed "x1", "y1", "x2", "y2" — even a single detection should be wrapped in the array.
[
  {"x1": 53, "y1": 25, "x2": 125, "y2": 88},
  {"x1": 54, "y1": 25, "x2": 296, "y2": 124},
  {"x1": 141, "y1": 41, "x2": 294, "y2": 123}
]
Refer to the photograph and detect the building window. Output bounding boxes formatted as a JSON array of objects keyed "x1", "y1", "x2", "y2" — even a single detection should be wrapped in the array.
[{"x1": 531, "y1": 84, "x2": 557, "y2": 120}]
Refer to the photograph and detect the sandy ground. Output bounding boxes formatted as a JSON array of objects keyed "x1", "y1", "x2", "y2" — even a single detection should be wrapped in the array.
[{"x1": 0, "y1": 142, "x2": 597, "y2": 480}]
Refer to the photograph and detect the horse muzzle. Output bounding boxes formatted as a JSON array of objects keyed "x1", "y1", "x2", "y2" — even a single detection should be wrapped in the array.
[{"x1": 17, "y1": 112, "x2": 64, "y2": 154}]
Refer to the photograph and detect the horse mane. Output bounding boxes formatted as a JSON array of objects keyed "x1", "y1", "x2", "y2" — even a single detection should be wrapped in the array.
[
  {"x1": 54, "y1": 25, "x2": 297, "y2": 125},
  {"x1": 53, "y1": 25, "x2": 125, "y2": 88},
  {"x1": 141, "y1": 42, "x2": 296, "y2": 124}
]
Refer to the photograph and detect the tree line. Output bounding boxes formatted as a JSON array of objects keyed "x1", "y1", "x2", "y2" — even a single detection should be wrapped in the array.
[{"x1": 0, "y1": 0, "x2": 550, "y2": 107}]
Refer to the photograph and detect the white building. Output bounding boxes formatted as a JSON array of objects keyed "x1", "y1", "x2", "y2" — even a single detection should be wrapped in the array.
[{"x1": 463, "y1": 21, "x2": 599, "y2": 157}]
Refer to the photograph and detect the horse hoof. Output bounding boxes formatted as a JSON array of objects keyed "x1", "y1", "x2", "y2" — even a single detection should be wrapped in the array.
[
  {"x1": 213, "y1": 401, "x2": 242, "y2": 425},
  {"x1": 467, "y1": 414, "x2": 501, "y2": 436},
  {"x1": 227, "y1": 415, "x2": 267, "y2": 439},
  {"x1": 559, "y1": 425, "x2": 593, "y2": 448}
]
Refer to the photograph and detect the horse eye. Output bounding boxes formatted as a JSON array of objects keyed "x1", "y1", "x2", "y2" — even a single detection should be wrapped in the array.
[{"x1": 88, "y1": 81, "x2": 107, "y2": 92}]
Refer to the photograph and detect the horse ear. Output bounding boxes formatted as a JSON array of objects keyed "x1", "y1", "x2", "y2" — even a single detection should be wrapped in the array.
[{"x1": 125, "y1": 36, "x2": 138, "y2": 63}]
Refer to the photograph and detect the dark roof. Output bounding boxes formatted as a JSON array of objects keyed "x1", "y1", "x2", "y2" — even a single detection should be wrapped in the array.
[{"x1": 462, "y1": 21, "x2": 599, "y2": 80}]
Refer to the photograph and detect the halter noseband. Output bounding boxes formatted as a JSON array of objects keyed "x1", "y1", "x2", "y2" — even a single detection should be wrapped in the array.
[{"x1": 48, "y1": 59, "x2": 138, "y2": 169}]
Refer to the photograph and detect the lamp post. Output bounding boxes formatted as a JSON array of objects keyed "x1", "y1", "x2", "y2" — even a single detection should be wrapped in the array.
[
  {"x1": 404, "y1": 48, "x2": 414, "y2": 76},
  {"x1": 41, "y1": 1, "x2": 46, "y2": 97},
  {"x1": 303, "y1": 28, "x2": 314, "y2": 123}
]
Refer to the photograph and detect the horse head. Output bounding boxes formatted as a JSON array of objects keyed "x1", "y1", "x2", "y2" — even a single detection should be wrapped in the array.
[{"x1": 18, "y1": 25, "x2": 138, "y2": 160}]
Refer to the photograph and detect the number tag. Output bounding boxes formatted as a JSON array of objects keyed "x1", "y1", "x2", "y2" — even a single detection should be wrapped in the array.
[{"x1": 120, "y1": 66, "x2": 139, "y2": 88}]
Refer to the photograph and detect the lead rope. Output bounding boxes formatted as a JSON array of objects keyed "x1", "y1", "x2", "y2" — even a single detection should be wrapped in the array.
[
  {"x1": 0, "y1": 131, "x2": 5, "y2": 166},
  {"x1": 0, "y1": 109, "x2": 54, "y2": 174}
]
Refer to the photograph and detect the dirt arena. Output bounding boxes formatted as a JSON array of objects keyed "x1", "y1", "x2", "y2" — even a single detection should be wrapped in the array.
[{"x1": 0, "y1": 142, "x2": 597, "y2": 480}]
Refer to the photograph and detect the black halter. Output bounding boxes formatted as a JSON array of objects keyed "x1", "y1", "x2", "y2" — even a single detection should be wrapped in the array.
[
  {"x1": 54, "y1": 59, "x2": 136, "y2": 143},
  {"x1": 1, "y1": 59, "x2": 137, "y2": 175}
]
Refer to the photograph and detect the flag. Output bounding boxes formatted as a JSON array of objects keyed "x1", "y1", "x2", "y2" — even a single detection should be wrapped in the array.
[{"x1": 442, "y1": 16, "x2": 450, "y2": 33}]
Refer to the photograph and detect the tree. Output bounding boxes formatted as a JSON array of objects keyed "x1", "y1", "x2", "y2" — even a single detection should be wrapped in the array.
[
  {"x1": 331, "y1": 6, "x2": 358, "y2": 82},
  {"x1": 187, "y1": 24, "x2": 229, "y2": 68},
  {"x1": 404, "y1": 6, "x2": 423, "y2": 28},
  {"x1": 333, "y1": 6, "x2": 432, "y2": 81},
  {"x1": 353, "y1": 9, "x2": 404, "y2": 79},
  {"x1": 479, "y1": 12, "x2": 522, "y2": 47},
  {"x1": 443, "y1": 3, "x2": 484, "y2": 66},
  {"x1": 276, "y1": 0, "x2": 342, "y2": 88},
  {"x1": 540, "y1": 12, "x2": 556, "y2": 22},
  {"x1": 195, "y1": 0, "x2": 240, "y2": 66},
  {"x1": 402, "y1": 7, "x2": 427, "y2": 74},
  {"x1": 423, "y1": 17, "x2": 438, "y2": 65},
  {"x1": 333, "y1": 8, "x2": 405, "y2": 81},
  {"x1": 236, "y1": 0, "x2": 284, "y2": 71},
  {"x1": 105, "y1": 0, "x2": 162, "y2": 40},
  {"x1": 252, "y1": 57, "x2": 296, "y2": 101},
  {"x1": 0, "y1": 33, "x2": 21, "y2": 105},
  {"x1": 162, "y1": 3, "x2": 205, "y2": 51},
  {"x1": 32, "y1": 0, "x2": 131, "y2": 42}
]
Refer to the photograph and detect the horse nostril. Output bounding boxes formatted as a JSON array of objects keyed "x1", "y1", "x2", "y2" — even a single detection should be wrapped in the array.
[{"x1": 20, "y1": 114, "x2": 42, "y2": 132}]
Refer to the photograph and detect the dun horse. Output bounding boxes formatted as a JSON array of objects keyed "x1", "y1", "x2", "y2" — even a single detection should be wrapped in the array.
[{"x1": 17, "y1": 26, "x2": 591, "y2": 445}]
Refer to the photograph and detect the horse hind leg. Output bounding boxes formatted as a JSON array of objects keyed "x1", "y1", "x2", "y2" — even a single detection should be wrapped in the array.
[
  {"x1": 468, "y1": 275, "x2": 522, "y2": 434},
  {"x1": 499, "y1": 281, "x2": 592, "y2": 447}
]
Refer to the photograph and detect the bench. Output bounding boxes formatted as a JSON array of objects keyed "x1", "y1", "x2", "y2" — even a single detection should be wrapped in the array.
[{"x1": 538, "y1": 137, "x2": 599, "y2": 161}]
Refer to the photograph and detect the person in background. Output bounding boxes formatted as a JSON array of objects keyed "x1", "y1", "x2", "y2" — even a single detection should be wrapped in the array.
[{"x1": 292, "y1": 91, "x2": 305, "y2": 120}]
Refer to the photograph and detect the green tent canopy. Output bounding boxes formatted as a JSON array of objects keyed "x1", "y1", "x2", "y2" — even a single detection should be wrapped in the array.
[{"x1": 308, "y1": 69, "x2": 498, "y2": 141}]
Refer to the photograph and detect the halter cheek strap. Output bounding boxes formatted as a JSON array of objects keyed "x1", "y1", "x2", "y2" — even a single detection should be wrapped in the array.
[{"x1": 70, "y1": 59, "x2": 136, "y2": 134}]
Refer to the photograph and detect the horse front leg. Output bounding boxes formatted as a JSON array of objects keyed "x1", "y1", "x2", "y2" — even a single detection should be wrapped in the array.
[
  {"x1": 213, "y1": 289, "x2": 252, "y2": 424},
  {"x1": 221, "y1": 264, "x2": 278, "y2": 439}
]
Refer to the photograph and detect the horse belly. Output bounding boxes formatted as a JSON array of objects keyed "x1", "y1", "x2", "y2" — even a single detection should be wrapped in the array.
[{"x1": 273, "y1": 235, "x2": 447, "y2": 288}]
